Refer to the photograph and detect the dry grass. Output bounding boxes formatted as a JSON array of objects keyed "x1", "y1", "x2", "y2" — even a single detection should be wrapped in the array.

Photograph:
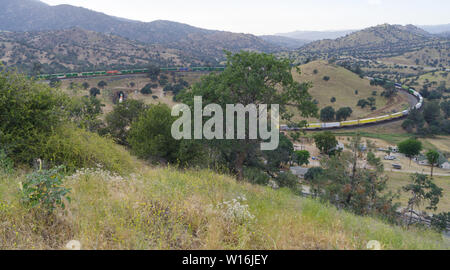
[
  {"x1": 1, "y1": 167, "x2": 448, "y2": 250},
  {"x1": 291, "y1": 60, "x2": 410, "y2": 122},
  {"x1": 385, "y1": 172, "x2": 450, "y2": 213}
]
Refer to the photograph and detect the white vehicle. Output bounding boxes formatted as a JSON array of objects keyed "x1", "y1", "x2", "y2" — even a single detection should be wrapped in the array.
[{"x1": 384, "y1": 155, "x2": 396, "y2": 160}]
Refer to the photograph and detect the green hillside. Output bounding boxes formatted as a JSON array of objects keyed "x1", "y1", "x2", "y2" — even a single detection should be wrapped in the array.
[{"x1": 1, "y1": 166, "x2": 448, "y2": 250}]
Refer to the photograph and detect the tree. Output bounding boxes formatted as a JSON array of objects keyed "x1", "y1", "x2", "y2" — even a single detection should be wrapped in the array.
[
  {"x1": 89, "y1": 87, "x2": 100, "y2": 97},
  {"x1": 148, "y1": 65, "x2": 161, "y2": 81},
  {"x1": 177, "y1": 51, "x2": 318, "y2": 180},
  {"x1": 82, "y1": 82, "x2": 90, "y2": 90},
  {"x1": 140, "y1": 84, "x2": 153, "y2": 95},
  {"x1": 323, "y1": 76, "x2": 330, "y2": 81},
  {"x1": 423, "y1": 101, "x2": 441, "y2": 124},
  {"x1": 294, "y1": 150, "x2": 310, "y2": 166},
  {"x1": 336, "y1": 107, "x2": 353, "y2": 121},
  {"x1": 315, "y1": 134, "x2": 398, "y2": 217},
  {"x1": 403, "y1": 173, "x2": 443, "y2": 225},
  {"x1": 97, "y1": 81, "x2": 107, "y2": 89},
  {"x1": 320, "y1": 106, "x2": 335, "y2": 122},
  {"x1": 398, "y1": 139, "x2": 422, "y2": 166},
  {"x1": 367, "y1": 97, "x2": 376, "y2": 107},
  {"x1": 357, "y1": 99, "x2": 369, "y2": 109},
  {"x1": 313, "y1": 131, "x2": 338, "y2": 156},
  {"x1": 440, "y1": 100, "x2": 450, "y2": 118},
  {"x1": 128, "y1": 104, "x2": 180, "y2": 163},
  {"x1": 264, "y1": 133, "x2": 294, "y2": 170},
  {"x1": 0, "y1": 71, "x2": 68, "y2": 164},
  {"x1": 104, "y1": 99, "x2": 148, "y2": 145},
  {"x1": 430, "y1": 212, "x2": 450, "y2": 232},
  {"x1": 67, "y1": 96, "x2": 104, "y2": 132},
  {"x1": 304, "y1": 167, "x2": 324, "y2": 197},
  {"x1": 425, "y1": 150, "x2": 440, "y2": 178},
  {"x1": 330, "y1": 97, "x2": 336, "y2": 103}
]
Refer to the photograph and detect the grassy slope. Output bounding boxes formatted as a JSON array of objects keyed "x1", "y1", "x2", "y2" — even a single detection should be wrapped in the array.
[
  {"x1": 0, "y1": 167, "x2": 448, "y2": 250},
  {"x1": 385, "y1": 172, "x2": 450, "y2": 213},
  {"x1": 292, "y1": 61, "x2": 410, "y2": 122},
  {"x1": 402, "y1": 70, "x2": 450, "y2": 91},
  {"x1": 381, "y1": 47, "x2": 449, "y2": 68}
]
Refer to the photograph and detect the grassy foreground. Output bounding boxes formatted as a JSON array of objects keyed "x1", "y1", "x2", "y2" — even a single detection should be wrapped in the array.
[{"x1": 1, "y1": 166, "x2": 448, "y2": 250}]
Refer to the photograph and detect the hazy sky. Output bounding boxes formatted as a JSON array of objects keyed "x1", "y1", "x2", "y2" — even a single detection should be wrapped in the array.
[{"x1": 40, "y1": 0, "x2": 450, "y2": 35}]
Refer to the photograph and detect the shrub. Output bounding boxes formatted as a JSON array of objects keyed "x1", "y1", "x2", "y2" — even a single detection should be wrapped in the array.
[
  {"x1": 0, "y1": 71, "x2": 68, "y2": 164},
  {"x1": 140, "y1": 84, "x2": 153, "y2": 95},
  {"x1": 128, "y1": 104, "x2": 179, "y2": 163},
  {"x1": 275, "y1": 171, "x2": 298, "y2": 189},
  {"x1": 243, "y1": 167, "x2": 270, "y2": 185},
  {"x1": 0, "y1": 149, "x2": 14, "y2": 175},
  {"x1": 42, "y1": 125, "x2": 135, "y2": 174},
  {"x1": 320, "y1": 106, "x2": 335, "y2": 122},
  {"x1": 21, "y1": 166, "x2": 71, "y2": 213}
]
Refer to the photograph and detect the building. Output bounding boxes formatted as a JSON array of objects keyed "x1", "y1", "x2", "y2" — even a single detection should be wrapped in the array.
[
  {"x1": 440, "y1": 162, "x2": 450, "y2": 170},
  {"x1": 290, "y1": 167, "x2": 309, "y2": 179}
]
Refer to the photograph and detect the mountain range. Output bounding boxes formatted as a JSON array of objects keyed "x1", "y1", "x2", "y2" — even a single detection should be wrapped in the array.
[
  {"x1": 0, "y1": 0, "x2": 283, "y2": 64},
  {"x1": 0, "y1": 0, "x2": 448, "y2": 73}
]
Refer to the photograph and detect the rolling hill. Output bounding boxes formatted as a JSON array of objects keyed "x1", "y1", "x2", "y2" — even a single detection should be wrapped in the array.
[
  {"x1": 290, "y1": 60, "x2": 413, "y2": 121},
  {"x1": 259, "y1": 35, "x2": 309, "y2": 49},
  {"x1": 0, "y1": 28, "x2": 201, "y2": 74},
  {"x1": 0, "y1": 0, "x2": 282, "y2": 64},
  {"x1": 277, "y1": 29, "x2": 357, "y2": 41}
]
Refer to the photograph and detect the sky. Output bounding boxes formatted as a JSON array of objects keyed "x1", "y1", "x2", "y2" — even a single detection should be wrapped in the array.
[{"x1": 39, "y1": 0, "x2": 450, "y2": 35}]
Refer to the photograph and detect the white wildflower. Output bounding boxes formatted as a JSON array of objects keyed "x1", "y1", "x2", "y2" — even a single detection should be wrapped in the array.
[{"x1": 65, "y1": 240, "x2": 81, "y2": 250}]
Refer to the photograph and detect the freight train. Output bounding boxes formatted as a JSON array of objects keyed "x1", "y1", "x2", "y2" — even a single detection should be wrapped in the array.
[
  {"x1": 281, "y1": 78, "x2": 424, "y2": 131},
  {"x1": 35, "y1": 67, "x2": 423, "y2": 131},
  {"x1": 36, "y1": 67, "x2": 226, "y2": 80}
]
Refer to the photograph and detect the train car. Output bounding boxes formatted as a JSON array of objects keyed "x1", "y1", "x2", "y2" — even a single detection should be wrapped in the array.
[
  {"x1": 395, "y1": 83, "x2": 402, "y2": 88},
  {"x1": 322, "y1": 122, "x2": 340, "y2": 128},
  {"x1": 390, "y1": 112, "x2": 404, "y2": 119},
  {"x1": 359, "y1": 118, "x2": 377, "y2": 125},
  {"x1": 374, "y1": 115, "x2": 391, "y2": 122},
  {"x1": 341, "y1": 120, "x2": 359, "y2": 127},
  {"x1": 306, "y1": 123, "x2": 322, "y2": 129},
  {"x1": 107, "y1": 70, "x2": 119, "y2": 75}
]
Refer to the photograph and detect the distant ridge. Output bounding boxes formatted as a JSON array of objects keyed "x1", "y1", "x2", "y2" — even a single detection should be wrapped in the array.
[{"x1": 0, "y1": 0, "x2": 282, "y2": 63}]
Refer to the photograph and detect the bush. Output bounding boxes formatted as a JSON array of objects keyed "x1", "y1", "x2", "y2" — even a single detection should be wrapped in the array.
[
  {"x1": 21, "y1": 166, "x2": 71, "y2": 213},
  {"x1": 320, "y1": 106, "x2": 335, "y2": 122},
  {"x1": 128, "y1": 104, "x2": 180, "y2": 163},
  {"x1": 0, "y1": 71, "x2": 68, "y2": 164},
  {"x1": 140, "y1": 84, "x2": 153, "y2": 95},
  {"x1": 0, "y1": 149, "x2": 14, "y2": 175},
  {"x1": 42, "y1": 125, "x2": 135, "y2": 174},
  {"x1": 243, "y1": 167, "x2": 270, "y2": 186},
  {"x1": 275, "y1": 171, "x2": 298, "y2": 189}
]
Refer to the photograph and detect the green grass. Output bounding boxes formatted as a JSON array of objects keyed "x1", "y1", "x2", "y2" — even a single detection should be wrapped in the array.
[{"x1": 0, "y1": 167, "x2": 448, "y2": 250}]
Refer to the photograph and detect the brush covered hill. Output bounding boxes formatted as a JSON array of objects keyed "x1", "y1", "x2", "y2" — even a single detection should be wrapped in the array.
[
  {"x1": 0, "y1": 28, "x2": 198, "y2": 74},
  {"x1": 0, "y1": 0, "x2": 281, "y2": 66},
  {"x1": 297, "y1": 24, "x2": 446, "y2": 60},
  {"x1": 380, "y1": 44, "x2": 450, "y2": 68},
  {"x1": 291, "y1": 60, "x2": 412, "y2": 121}
]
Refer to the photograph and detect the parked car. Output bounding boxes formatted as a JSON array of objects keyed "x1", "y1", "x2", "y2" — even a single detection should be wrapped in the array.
[
  {"x1": 392, "y1": 164, "x2": 402, "y2": 170},
  {"x1": 384, "y1": 155, "x2": 396, "y2": 160}
]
